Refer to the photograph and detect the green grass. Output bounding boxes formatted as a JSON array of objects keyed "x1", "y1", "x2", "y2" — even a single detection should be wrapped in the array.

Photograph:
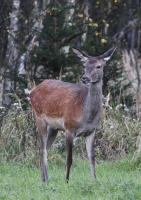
[{"x1": 0, "y1": 157, "x2": 141, "y2": 200}]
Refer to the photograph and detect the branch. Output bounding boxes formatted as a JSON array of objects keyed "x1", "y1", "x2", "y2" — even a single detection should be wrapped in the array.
[{"x1": 63, "y1": 31, "x2": 86, "y2": 43}]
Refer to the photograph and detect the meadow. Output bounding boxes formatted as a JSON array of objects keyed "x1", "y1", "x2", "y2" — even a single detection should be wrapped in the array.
[
  {"x1": 0, "y1": 156, "x2": 141, "y2": 200},
  {"x1": 0, "y1": 106, "x2": 141, "y2": 200}
]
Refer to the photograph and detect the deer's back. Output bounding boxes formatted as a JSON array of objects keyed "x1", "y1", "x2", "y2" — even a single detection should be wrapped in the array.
[{"x1": 30, "y1": 80, "x2": 88, "y2": 130}]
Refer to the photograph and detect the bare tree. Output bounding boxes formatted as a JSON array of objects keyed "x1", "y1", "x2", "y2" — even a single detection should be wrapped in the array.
[{"x1": 0, "y1": 0, "x2": 12, "y2": 106}]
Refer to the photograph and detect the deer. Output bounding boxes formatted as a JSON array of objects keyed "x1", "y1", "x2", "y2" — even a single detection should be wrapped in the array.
[{"x1": 30, "y1": 46, "x2": 116, "y2": 182}]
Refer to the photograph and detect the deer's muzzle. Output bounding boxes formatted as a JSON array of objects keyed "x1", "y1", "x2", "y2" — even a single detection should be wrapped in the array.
[{"x1": 81, "y1": 76, "x2": 91, "y2": 84}]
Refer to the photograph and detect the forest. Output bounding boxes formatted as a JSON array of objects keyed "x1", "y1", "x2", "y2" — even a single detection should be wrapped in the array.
[{"x1": 0, "y1": 0, "x2": 141, "y2": 199}]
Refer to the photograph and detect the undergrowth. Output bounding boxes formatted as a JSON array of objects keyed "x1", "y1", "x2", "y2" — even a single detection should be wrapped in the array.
[{"x1": 0, "y1": 106, "x2": 141, "y2": 164}]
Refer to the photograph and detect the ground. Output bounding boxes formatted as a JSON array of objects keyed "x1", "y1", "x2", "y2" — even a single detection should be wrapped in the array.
[{"x1": 0, "y1": 156, "x2": 141, "y2": 200}]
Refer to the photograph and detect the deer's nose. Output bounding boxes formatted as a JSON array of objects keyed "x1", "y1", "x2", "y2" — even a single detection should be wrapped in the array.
[{"x1": 81, "y1": 76, "x2": 90, "y2": 84}]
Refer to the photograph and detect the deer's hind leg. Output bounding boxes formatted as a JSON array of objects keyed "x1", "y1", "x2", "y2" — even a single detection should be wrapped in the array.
[
  {"x1": 85, "y1": 131, "x2": 96, "y2": 178},
  {"x1": 65, "y1": 131, "x2": 73, "y2": 183},
  {"x1": 36, "y1": 117, "x2": 48, "y2": 182},
  {"x1": 46, "y1": 126, "x2": 58, "y2": 150}
]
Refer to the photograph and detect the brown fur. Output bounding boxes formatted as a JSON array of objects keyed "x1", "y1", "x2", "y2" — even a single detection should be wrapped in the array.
[{"x1": 30, "y1": 79, "x2": 88, "y2": 130}]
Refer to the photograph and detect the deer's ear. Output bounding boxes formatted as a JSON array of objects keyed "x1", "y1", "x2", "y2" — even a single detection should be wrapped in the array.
[
  {"x1": 101, "y1": 46, "x2": 117, "y2": 61},
  {"x1": 72, "y1": 47, "x2": 89, "y2": 63}
]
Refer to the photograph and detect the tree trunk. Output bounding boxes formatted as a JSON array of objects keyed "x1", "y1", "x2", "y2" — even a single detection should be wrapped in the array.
[
  {"x1": 0, "y1": 65, "x2": 3, "y2": 107},
  {"x1": 122, "y1": 49, "x2": 141, "y2": 116},
  {"x1": 3, "y1": 0, "x2": 20, "y2": 106}
]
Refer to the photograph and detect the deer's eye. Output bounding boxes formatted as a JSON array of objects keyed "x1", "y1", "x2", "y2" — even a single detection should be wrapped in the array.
[{"x1": 97, "y1": 65, "x2": 101, "y2": 69}]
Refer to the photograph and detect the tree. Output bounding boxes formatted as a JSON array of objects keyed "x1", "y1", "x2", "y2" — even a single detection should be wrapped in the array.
[
  {"x1": 0, "y1": 0, "x2": 140, "y2": 115},
  {"x1": 29, "y1": 0, "x2": 84, "y2": 84},
  {"x1": 0, "y1": 0, "x2": 12, "y2": 106}
]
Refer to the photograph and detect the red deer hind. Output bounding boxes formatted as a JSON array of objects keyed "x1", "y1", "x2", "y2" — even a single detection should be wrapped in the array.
[{"x1": 30, "y1": 46, "x2": 116, "y2": 182}]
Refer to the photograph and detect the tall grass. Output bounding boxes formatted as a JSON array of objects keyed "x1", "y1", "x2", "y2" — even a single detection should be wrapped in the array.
[
  {"x1": 0, "y1": 106, "x2": 141, "y2": 164},
  {"x1": 96, "y1": 108, "x2": 141, "y2": 160},
  {"x1": 0, "y1": 109, "x2": 39, "y2": 164}
]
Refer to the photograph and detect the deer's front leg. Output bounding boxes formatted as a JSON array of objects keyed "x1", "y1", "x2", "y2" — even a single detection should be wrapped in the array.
[
  {"x1": 85, "y1": 131, "x2": 96, "y2": 178},
  {"x1": 65, "y1": 131, "x2": 73, "y2": 183}
]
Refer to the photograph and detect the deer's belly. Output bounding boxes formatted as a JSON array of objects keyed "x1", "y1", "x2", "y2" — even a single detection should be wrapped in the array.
[{"x1": 44, "y1": 115, "x2": 65, "y2": 130}]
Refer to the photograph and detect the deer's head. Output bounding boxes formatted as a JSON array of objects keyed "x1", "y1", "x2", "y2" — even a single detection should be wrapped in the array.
[{"x1": 72, "y1": 46, "x2": 116, "y2": 85}]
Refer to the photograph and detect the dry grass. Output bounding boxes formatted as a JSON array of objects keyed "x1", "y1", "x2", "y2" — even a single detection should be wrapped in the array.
[
  {"x1": 95, "y1": 108, "x2": 141, "y2": 160},
  {"x1": 0, "y1": 106, "x2": 141, "y2": 163},
  {"x1": 0, "y1": 109, "x2": 39, "y2": 164}
]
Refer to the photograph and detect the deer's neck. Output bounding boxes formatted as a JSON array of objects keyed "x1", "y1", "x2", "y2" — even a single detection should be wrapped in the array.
[
  {"x1": 83, "y1": 80, "x2": 102, "y2": 123},
  {"x1": 74, "y1": 80, "x2": 103, "y2": 137}
]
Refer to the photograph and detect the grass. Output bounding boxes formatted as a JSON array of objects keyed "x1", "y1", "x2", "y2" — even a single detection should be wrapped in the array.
[{"x1": 0, "y1": 157, "x2": 141, "y2": 200}]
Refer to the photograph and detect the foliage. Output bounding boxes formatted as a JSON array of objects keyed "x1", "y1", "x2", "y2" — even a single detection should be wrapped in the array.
[
  {"x1": 0, "y1": 0, "x2": 12, "y2": 61},
  {"x1": 0, "y1": 0, "x2": 140, "y2": 111},
  {"x1": 29, "y1": 1, "x2": 82, "y2": 84},
  {"x1": 2, "y1": 0, "x2": 139, "y2": 108},
  {"x1": 28, "y1": 0, "x2": 133, "y2": 107}
]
